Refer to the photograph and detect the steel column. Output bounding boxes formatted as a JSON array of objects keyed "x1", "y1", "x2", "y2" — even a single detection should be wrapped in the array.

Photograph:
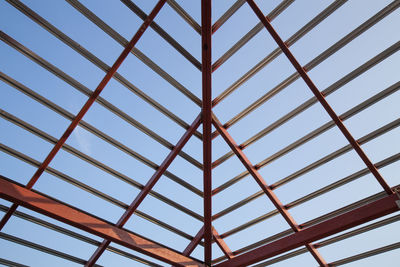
[
  {"x1": 201, "y1": 0, "x2": 213, "y2": 265},
  {"x1": 246, "y1": 0, "x2": 392, "y2": 195},
  {"x1": 0, "y1": 0, "x2": 167, "y2": 231},
  {"x1": 0, "y1": 176, "x2": 203, "y2": 267},
  {"x1": 215, "y1": 192, "x2": 400, "y2": 266},
  {"x1": 85, "y1": 114, "x2": 201, "y2": 266}
]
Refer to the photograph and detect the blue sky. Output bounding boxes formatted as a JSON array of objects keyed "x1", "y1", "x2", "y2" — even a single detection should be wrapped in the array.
[{"x1": 0, "y1": 0, "x2": 399, "y2": 266}]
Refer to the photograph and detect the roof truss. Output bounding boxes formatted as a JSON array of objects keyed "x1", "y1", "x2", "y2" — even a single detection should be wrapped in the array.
[{"x1": 1, "y1": 0, "x2": 399, "y2": 266}]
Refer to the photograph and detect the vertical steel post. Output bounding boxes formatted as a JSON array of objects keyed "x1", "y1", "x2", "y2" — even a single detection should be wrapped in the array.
[{"x1": 201, "y1": 0, "x2": 212, "y2": 265}]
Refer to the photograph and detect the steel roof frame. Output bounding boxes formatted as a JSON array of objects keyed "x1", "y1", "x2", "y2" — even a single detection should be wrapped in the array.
[{"x1": 0, "y1": 0, "x2": 399, "y2": 266}]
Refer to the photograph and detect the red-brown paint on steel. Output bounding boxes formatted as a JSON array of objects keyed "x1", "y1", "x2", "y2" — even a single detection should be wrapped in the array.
[
  {"x1": 215, "y1": 192, "x2": 399, "y2": 266},
  {"x1": 201, "y1": 0, "x2": 213, "y2": 265},
  {"x1": 212, "y1": 116, "x2": 298, "y2": 230},
  {"x1": 0, "y1": 0, "x2": 168, "y2": 232},
  {"x1": 246, "y1": 0, "x2": 392, "y2": 195},
  {"x1": 0, "y1": 176, "x2": 204, "y2": 266},
  {"x1": 212, "y1": 115, "x2": 327, "y2": 266},
  {"x1": 213, "y1": 227, "x2": 234, "y2": 259},
  {"x1": 86, "y1": 113, "x2": 201, "y2": 266},
  {"x1": 183, "y1": 227, "x2": 205, "y2": 256}
]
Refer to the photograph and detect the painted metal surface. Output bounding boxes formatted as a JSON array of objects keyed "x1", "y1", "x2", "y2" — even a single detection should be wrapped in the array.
[
  {"x1": 246, "y1": 0, "x2": 392, "y2": 195},
  {"x1": 0, "y1": 1, "x2": 398, "y2": 266},
  {"x1": 0, "y1": 0, "x2": 168, "y2": 231},
  {"x1": 215, "y1": 192, "x2": 399, "y2": 266},
  {"x1": 212, "y1": 115, "x2": 327, "y2": 265},
  {"x1": 201, "y1": 0, "x2": 213, "y2": 265},
  {"x1": 86, "y1": 114, "x2": 201, "y2": 266},
  {"x1": 0, "y1": 176, "x2": 204, "y2": 267}
]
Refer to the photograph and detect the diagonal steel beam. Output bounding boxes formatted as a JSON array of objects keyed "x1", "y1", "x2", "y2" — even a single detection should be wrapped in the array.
[
  {"x1": 212, "y1": 227, "x2": 234, "y2": 259},
  {"x1": 0, "y1": 176, "x2": 204, "y2": 267},
  {"x1": 251, "y1": 212, "x2": 400, "y2": 266},
  {"x1": 212, "y1": 115, "x2": 327, "y2": 266},
  {"x1": 167, "y1": 0, "x2": 201, "y2": 34},
  {"x1": 201, "y1": 0, "x2": 213, "y2": 265},
  {"x1": 85, "y1": 114, "x2": 201, "y2": 266},
  {"x1": 210, "y1": 1, "x2": 399, "y2": 137},
  {"x1": 211, "y1": 40, "x2": 400, "y2": 170},
  {"x1": 121, "y1": 0, "x2": 202, "y2": 70},
  {"x1": 246, "y1": 0, "x2": 392, "y2": 195},
  {"x1": 0, "y1": 204, "x2": 165, "y2": 267},
  {"x1": 0, "y1": 107, "x2": 202, "y2": 222},
  {"x1": 0, "y1": 0, "x2": 167, "y2": 232},
  {"x1": 212, "y1": 0, "x2": 294, "y2": 71},
  {"x1": 183, "y1": 226, "x2": 205, "y2": 256},
  {"x1": 215, "y1": 192, "x2": 400, "y2": 266},
  {"x1": 211, "y1": 81, "x2": 400, "y2": 211},
  {"x1": 211, "y1": 0, "x2": 245, "y2": 34},
  {"x1": 65, "y1": 0, "x2": 204, "y2": 140}
]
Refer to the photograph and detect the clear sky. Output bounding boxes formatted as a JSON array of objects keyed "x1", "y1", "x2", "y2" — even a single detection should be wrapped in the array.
[{"x1": 0, "y1": 0, "x2": 399, "y2": 266}]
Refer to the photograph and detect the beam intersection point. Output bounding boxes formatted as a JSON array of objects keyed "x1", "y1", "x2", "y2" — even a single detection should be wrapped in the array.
[{"x1": 0, "y1": 0, "x2": 399, "y2": 266}]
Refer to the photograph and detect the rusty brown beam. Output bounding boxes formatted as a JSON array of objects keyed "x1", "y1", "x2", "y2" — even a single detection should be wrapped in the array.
[{"x1": 0, "y1": 176, "x2": 204, "y2": 266}]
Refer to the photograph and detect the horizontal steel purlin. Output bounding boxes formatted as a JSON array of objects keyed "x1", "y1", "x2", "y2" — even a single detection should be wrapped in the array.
[
  {"x1": 0, "y1": 232, "x2": 104, "y2": 267},
  {"x1": 211, "y1": 0, "x2": 246, "y2": 34},
  {"x1": 211, "y1": 41, "x2": 400, "y2": 190},
  {"x1": 0, "y1": 0, "x2": 167, "y2": 232},
  {"x1": 210, "y1": 1, "x2": 400, "y2": 137},
  {"x1": 85, "y1": 113, "x2": 202, "y2": 266},
  {"x1": 216, "y1": 150, "x2": 400, "y2": 246},
  {"x1": 0, "y1": 107, "x2": 203, "y2": 222},
  {"x1": 0, "y1": 176, "x2": 204, "y2": 267},
  {"x1": 212, "y1": 0, "x2": 294, "y2": 71},
  {"x1": 246, "y1": 0, "x2": 392, "y2": 195},
  {"x1": 0, "y1": 204, "x2": 163, "y2": 266},
  {"x1": 183, "y1": 226, "x2": 205, "y2": 256},
  {"x1": 121, "y1": 0, "x2": 202, "y2": 70},
  {"x1": 212, "y1": 227, "x2": 234, "y2": 259},
  {"x1": 212, "y1": 114, "x2": 327, "y2": 266},
  {"x1": 212, "y1": 185, "x2": 400, "y2": 264},
  {"x1": 58, "y1": 0, "x2": 205, "y2": 139},
  {"x1": 167, "y1": 0, "x2": 201, "y2": 34},
  {"x1": 215, "y1": 191, "x2": 400, "y2": 266},
  {"x1": 211, "y1": 83, "x2": 400, "y2": 219},
  {"x1": 5, "y1": 0, "x2": 205, "y2": 142}
]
